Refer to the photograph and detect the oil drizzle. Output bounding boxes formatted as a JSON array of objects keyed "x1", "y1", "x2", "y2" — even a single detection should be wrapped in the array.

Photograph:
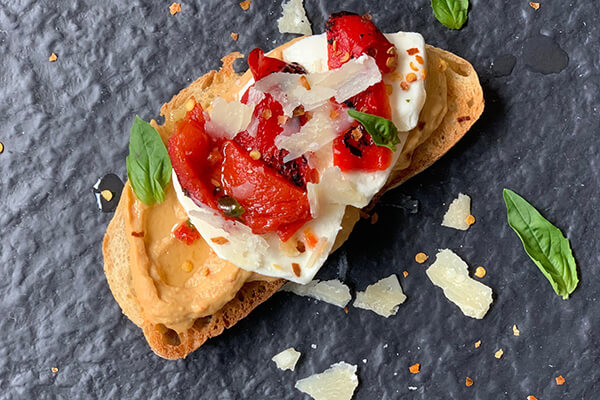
[
  {"x1": 522, "y1": 34, "x2": 569, "y2": 74},
  {"x1": 490, "y1": 55, "x2": 517, "y2": 77},
  {"x1": 93, "y1": 173, "x2": 124, "y2": 213}
]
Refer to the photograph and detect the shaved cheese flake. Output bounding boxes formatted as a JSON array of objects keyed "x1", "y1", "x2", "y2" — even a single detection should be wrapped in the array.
[
  {"x1": 307, "y1": 167, "x2": 368, "y2": 217},
  {"x1": 353, "y1": 275, "x2": 407, "y2": 317},
  {"x1": 277, "y1": 0, "x2": 312, "y2": 35},
  {"x1": 272, "y1": 347, "x2": 302, "y2": 371},
  {"x1": 295, "y1": 362, "x2": 359, "y2": 400},
  {"x1": 441, "y1": 193, "x2": 472, "y2": 230},
  {"x1": 254, "y1": 55, "x2": 381, "y2": 117},
  {"x1": 426, "y1": 249, "x2": 493, "y2": 319},
  {"x1": 282, "y1": 279, "x2": 351, "y2": 308},
  {"x1": 205, "y1": 97, "x2": 254, "y2": 139}
]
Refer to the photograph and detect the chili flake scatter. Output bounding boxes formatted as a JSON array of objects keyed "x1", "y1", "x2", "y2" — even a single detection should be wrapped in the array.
[
  {"x1": 230, "y1": 32, "x2": 239, "y2": 41},
  {"x1": 169, "y1": 3, "x2": 181, "y2": 15},
  {"x1": 51, "y1": 367, "x2": 58, "y2": 373},
  {"x1": 239, "y1": 0, "x2": 251, "y2": 11},
  {"x1": 513, "y1": 324, "x2": 520, "y2": 336},
  {"x1": 465, "y1": 377, "x2": 474, "y2": 387},
  {"x1": 291, "y1": 263, "x2": 301, "y2": 277},
  {"x1": 344, "y1": 306, "x2": 349, "y2": 314},
  {"x1": 211, "y1": 236, "x2": 229, "y2": 245},
  {"x1": 474, "y1": 340, "x2": 481, "y2": 348},
  {"x1": 475, "y1": 266, "x2": 486, "y2": 278},
  {"x1": 415, "y1": 252, "x2": 428, "y2": 264},
  {"x1": 494, "y1": 348, "x2": 504, "y2": 359},
  {"x1": 403, "y1": 271, "x2": 409, "y2": 278},
  {"x1": 406, "y1": 73, "x2": 417, "y2": 83},
  {"x1": 409, "y1": 363, "x2": 420, "y2": 374},
  {"x1": 555, "y1": 375, "x2": 565, "y2": 385},
  {"x1": 529, "y1": 2, "x2": 540, "y2": 10},
  {"x1": 131, "y1": 231, "x2": 145, "y2": 237},
  {"x1": 49, "y1": 53, "x2": 58, "y2": 62},
  {"x1": 466, "y1": 214, "x2": 476, "y2": 226},
  {"x1": 406, "y1": 48, "x2": 419, "y2": 55},
  {"x1": 527, "y1": 396, "x2": 538, "y2": 400}
]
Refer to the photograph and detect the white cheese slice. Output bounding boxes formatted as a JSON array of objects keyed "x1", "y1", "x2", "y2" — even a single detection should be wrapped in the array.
[
  {"x1": 277, "y1": 0, "x2": 312, "y2": 36},
  {"x1": 272, "y1": 347, "x2": 302, "y2": 371},
  {"x1": 307, "y1": 167, "x2": 367, "y2": 217},
  {"x1": 295, "y1": 362, "x2": 359, "y2": 400},
  {"x1": 441, "y1": 193, "x2": 471, "y2": 230},
  {"x1": 205, "y1": 97, "x2": 254, "y2": 139},
  {"x1": 426, "y1": 249, "x2": 493, "y2": 319},
  {"x1": 282, "y1": 279, "x2": 351, "y2": 308},
  {"x1": 253, "y1": 55, "x2": 381, "y2": 117},
  {"x1": 353, "y1": 275, "x2": 407, "y2": 317}
]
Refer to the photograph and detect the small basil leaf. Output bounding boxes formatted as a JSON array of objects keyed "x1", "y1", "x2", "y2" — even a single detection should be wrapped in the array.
[
  {"x1": 503, "y1": 189, "x2": 579, "y2": 300},
  {"x1": 431, "y1": 0, "x2": 469, "y2": 30},
  {"x1": 218, "y1": 196, "x2": 245, "y2": 218},
  {"x1": 347, "y1": 109, "x2": 400, "y2": 152},
  {"x1": 126, "y1": 116, "x2": 172, "y2": 205}
]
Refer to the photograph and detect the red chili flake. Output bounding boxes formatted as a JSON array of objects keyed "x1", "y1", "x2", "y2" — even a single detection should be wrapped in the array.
[
  {"x1": 406, "y1": 48, "x2": 420, "y2": 56},
  {"x1": 417, "y1": 121, "x2": 426, "y2": 130},
  {"x1": 131, "y1": 231, "x2": 144, "y2": 237},
  {"x1": 291, "y1": 263, "x2": 301, "y2": 277},
  {"x1": 457, "y1": 116, "x2": 472, "y2": 123},
  {"x1": 400, "y1": 81, "x2": 409, "y2": 91},
  {"x1": 211, "y1": 236, "x2": 229, "y2": 245},
  {"x1": 555, "y1": 375, "x2": 565, "y2": 385},
  {"x1": 173, "y1": 220, "x2": 201, "y2": 245}
]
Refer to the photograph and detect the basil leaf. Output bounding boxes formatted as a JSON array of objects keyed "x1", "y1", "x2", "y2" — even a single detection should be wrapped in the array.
[
  {"x1": 431, "y1": 0, "x2": 469, "y2": 30},
  {"x1": 126, "y1": 116, "x2": 172, "y2": 205},
  {"x1": 347, "y1": 109, "x2": 400, "y2": 152},
  {"x1": 503, "y1": 189, "x2": 579, "y2": 300}
]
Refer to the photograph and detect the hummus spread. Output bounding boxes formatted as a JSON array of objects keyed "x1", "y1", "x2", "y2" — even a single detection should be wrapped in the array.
[{"x1": 123, "y1": 182, "x2": 274, "y2": 333}]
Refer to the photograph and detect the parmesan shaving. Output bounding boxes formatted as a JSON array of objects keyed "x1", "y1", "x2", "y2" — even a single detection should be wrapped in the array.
[
  {"x1": 253, "y1": 55, "x2": 381, "y2": 117},
  {"x1": 441, "y1": 193, "x2": 471, "y2": 230},
  {"x1": 277, "y1": 0, "x2": 312, "y2": 36},
  {"x1": 353, "y1": 275, "x2": 407, "y2": 317},
  {"x1": 205, "y1": 97, "x2": 254, "y2": 139},
  {"x1": 307, "y1": 167, "x2": 368, "y2": 217},
  {"x1": 426, "y1": 249, "x2": 493, "y2": 319},
  {"x1": 295, "y1": 362, "x2": 359, "y2": 400},
  {"x1": 272, "y1": 347, "x2": 302, "y2": 371},
  {"x1": 282, "y1": 279, "x2": 351, "y2": 308}
]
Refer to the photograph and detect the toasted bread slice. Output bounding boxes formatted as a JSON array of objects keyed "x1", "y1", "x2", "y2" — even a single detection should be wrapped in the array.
[{"x1": 102, "y1": 41, "x2": 483, "y2": 359}]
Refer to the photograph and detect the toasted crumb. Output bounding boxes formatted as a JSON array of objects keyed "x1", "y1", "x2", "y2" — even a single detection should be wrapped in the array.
[
  {"x1": 49, "y1": 53, "x2": 58, "y2": 62},
  {"x1": 465, "y1": 377, "x2": 474, "y2": 387},
  {"x1": 292, "y1": 263, "x2": 301, "y2": 277},
  {"x1": 556, "y1": 375, "x2": 565, "y2": 385},
  {"x1": 230, "y1": 32, "x2": 239, "y2": 41},
  {"x1": 494, "y1": 349, "x2": 504, "y2": 359},
  {"x1": 211, "y1": 236, "x2": 229, "y2": 245},
  {"x1": 181, "y1": 260, "x2": 193, "y2": 272},
  {"x1": 185, "y1": 97, "x2": 196, "y2": 111},
  {"x1": 513, "y1": 324, "x2": 520, "y2": 336},
  {"x1": 169, "y1": 2, "x2": 181, "y2": 15},
  {"x1": 465, "y1": 214, "x2": 476, "y2": 226},
  {"x1": 403, "y1": 271, "x2": 409, "y2": 278},
  {"x1": 475, "y1": 266, "x2": 486, "y2": 278},
  {"x1": 239, "y1": 0, "x2": 251, "y2": 10},
  {"x1": 529, "y1": 2, "x2": 540, "y2": 10},
  {"x1": 527, "y1": 396, "x2": 538, "y2": 400},
  {"x1": 249, "y1": 149, "x2": 261, "y2": 160},
  {"x1": 415, "y1": 252, "x2": 428, "y2": 264},
  {"x1": 51, "y1": 367, "x2": 58, "y2": 373},
  {"x1": 298, "y1": 75, "x2": 311, "y2": 90},
  {"x1": 409, "y1": 363, "x2": 420, "y2": 374},
  {"x1": 474, "y1": 340, "x2": 481, "y2": 348},
  {"x1": 406, "y1": 73, "x2": 417, "y2": 83},
  {"x1": 101, "y1": 190, "x2": 113, "y2": 202}
]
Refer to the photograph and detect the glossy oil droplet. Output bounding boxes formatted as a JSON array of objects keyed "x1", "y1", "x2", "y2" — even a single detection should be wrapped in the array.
[{"x1": 522, "y1": 34, "x2": 569, "y2": 74}]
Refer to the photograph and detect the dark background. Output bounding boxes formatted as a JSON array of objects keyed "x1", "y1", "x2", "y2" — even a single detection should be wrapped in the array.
[{"x1": 1, "y1": 0, "x2": 599, "y2": 398}]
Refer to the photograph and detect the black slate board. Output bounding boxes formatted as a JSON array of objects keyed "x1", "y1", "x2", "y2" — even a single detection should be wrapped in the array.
[{"x1": 1, "y1": 1, "x2": 599, "y2": 399}]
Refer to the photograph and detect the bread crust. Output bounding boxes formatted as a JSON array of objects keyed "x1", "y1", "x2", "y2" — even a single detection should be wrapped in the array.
[{"x1": 102, "y1": 39, "x2": 483, "y2": 359}]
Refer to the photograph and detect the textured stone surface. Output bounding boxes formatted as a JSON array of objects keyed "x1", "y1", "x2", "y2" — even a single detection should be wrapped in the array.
[{"x1": 1, "y1": 0, "x2": 599, "y2": 399}]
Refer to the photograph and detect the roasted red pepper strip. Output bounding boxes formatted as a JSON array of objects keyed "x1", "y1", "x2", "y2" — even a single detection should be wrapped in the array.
[{"x1": 220, "y1": 140, "x2": 312, "y2": 241}]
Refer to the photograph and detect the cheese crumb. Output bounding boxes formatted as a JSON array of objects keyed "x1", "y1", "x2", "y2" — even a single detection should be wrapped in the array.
[
  {"x1": 465, "y1": 377, "x2": 474, "y2": 387},
  {"x1": 426, "y1": 249, "x2": 493, "y2": 319},
  {"x1": 295, "y1": 362, "x2": 358, "y2": 400},
  {"x1": 474, "y1": 266, "x2": 486, "y2": 278},
  {"x1": 494, "y1": 349, "x2": 504, "y2": 359},
  {"x1": 409, "y1": 363, "x2": 420, "y2": 374},
  {"x1": 239, "y1": 0, "x2": 251, "y2": 11},
  {"x1": 529, "y1": 2, "x2": 540, "y2": 10},
  {"x1": 415, "y1": 252, "x2": 428, "y2": 264},
  {"x1": 272, "y1": 347, "x2": 301, "y2": 371},
  {"x1": 441, "y1": 193, "x2": 472, "y2": 230},
  {"x1": 169, "y1": 2, "x2": 181, "y2": 15},
  {"x1": 230, "y1": 32, "x2": 239, "y2": 41},
  {"x1": 474, "y1": 340, "x2": 481, "y2": 348},
  {"x1": 513, "y1": 324, "x2": 520, "y2": 336},
  {"x1": 49, "y1": 53, "x2": 58, "y2": 62},
  {"x1": 353, "y1": 275, "x2": 407, "y2": 317},
  {"x1": 277, "y1": 0, "x2": 312, "y2": 35},
  {"x1": 555, "y1": 375, "x2": 565, "y2": 385},
  {"x1": 282, "y1": 279, "x2": 351, "y2": 308}
]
